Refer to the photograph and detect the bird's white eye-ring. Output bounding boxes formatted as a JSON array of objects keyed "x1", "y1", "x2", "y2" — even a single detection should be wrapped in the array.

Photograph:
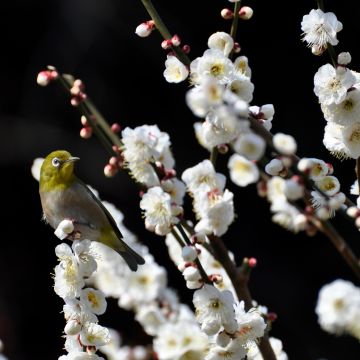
[{"x1": 52, "y1": 157, "x2": 61, "y2": 168}]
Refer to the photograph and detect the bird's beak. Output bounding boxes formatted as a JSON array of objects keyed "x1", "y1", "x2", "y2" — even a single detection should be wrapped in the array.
[{"x1": 64, "y1": 156, "x2": 80, "y2": 164}]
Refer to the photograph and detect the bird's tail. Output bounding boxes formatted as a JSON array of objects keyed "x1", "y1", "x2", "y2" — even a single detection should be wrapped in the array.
[{"x1": 117, "y1": 241, "x2": 145, "y2": 272}]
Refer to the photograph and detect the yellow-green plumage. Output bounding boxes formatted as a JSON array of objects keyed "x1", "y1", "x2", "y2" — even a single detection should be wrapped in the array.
[{"x1": 39, "y1": 150, "x2": 145, "y2": 271}]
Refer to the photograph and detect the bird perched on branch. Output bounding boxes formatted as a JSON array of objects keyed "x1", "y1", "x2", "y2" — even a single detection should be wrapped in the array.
[{"x1": 39, "y1": 150, "x2": 145, "y2": 271}]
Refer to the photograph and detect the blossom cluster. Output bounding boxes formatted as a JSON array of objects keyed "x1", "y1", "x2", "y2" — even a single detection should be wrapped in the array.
[{"x1": 54, "y1": 240, "x2": 111, "y2": 360}]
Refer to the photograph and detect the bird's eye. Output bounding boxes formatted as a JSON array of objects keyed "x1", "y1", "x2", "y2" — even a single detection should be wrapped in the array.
[{"x1": 52, "y1": 158, "x2": 61, "y2": 167}]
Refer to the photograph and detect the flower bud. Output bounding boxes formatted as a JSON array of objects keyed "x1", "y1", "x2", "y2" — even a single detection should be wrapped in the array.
[
  {"x1": 64, "y1": 319, "x2": 81, "y2": 335},
  {"x1": 233, "y1": 42, "x2": 241, "y2": 53},
  {"x1": 80, "y1": 127, "x2": 92, "y2": 139},
  {"x1": 238, "y1": 6, "x2": 253, "y2": 20},
  {"x1": 182, "y1": 246, "x2": 198, "y2": 262},
  {"x1": 182, "y1": 44, "x2": 191, "y2": 54},
  {"x1": 221, "y1": 8, "x2": 233, "y2": 20},
  {"x1": 183, "y1": 266, "x2": 201, "y2": 282},
  {"x1": 135, "y1": 22, "x2": 154, "y2": 37},
  {"x1": 346, "y1": 206, "x2": 359, "y2": 218},
  {"x1": 338, "y1": 52, "x2": 351, "y2": 66},
  {"x1": 54, "y1": 219, "x2": 74, "y2": 240},
  {"x1": 37, "y1": 71, "x2": 52, "y2": 86},
  {"x1": 111, "y1": 123, "x2": 121, "y2": 133},
  {"x1": 104, "y1": 164, "x2": 117, "y2": 177},
  {"x1": 161, "y1": 39, "x2": 173, "y2": 50},
  {"x1": 171, "y1": 35, "x2": 181, "y2": 46}
]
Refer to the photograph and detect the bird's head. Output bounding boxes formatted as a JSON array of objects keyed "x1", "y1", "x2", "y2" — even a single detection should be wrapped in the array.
[{"x1": 40, "y1": 150, "x2": 80, "y2": 191}]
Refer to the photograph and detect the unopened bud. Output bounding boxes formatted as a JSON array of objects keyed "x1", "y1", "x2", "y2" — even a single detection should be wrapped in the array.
[
  {"x1": 161, "y1": 39, "x2": 172, "y2": 49},
  {"x1": 37, "y1": 71, "x2": 53, "y2": 86},
  {"x1": 312, "y1": 45, "x2": 326, "y2": 56},
  {"x1": 209, "y1": 274, "x2": 223, "y2": 284},
  {"x1": 80, "y1": 126, "x2": 92, "y2": 139},
  {"x1": 238, "y1": 6, "x2": 253, "y2": 20},
  {"x1": 248, "y1": 257, "x2": 257, "y2": 268},
  {"x1": 326, "y1": 162, "x2": 334, "y2": 175},
  {"x1": 182, "y1": 44, "x2": 191, "y2": 54},
  {"x1": 111, "y1": 123, "x2": 121, "y2": 133},
  {"x1": 171, "y1": 35, "x2": 181, "y2": 46},
  {"x1": 54, "y1": 219, "x2": 74, "y2": 240},
  {"x1": 347, "y1": 206, "x2": 360, "y2": 218},
  {"x1": 104, "y1": 164, "x2": 117, "y2": 177},
  {"x1": 109, "y1": 156, "x2": 118, "y2": 166},
  {"x1": 73, "y1": 79, "x2": 84, "y2": 90},
  {"x1": 257, "y1": 180, "x2": 267, "y2": 197},
  {"x1": 183, "y1": 266, "x2": 201, "y2": 282},
  {"x1": 221, "y1": 8, "x2": 233, "y2": 20},
  {"x1": 182, "y1": 246, "x2": 198, "y2": 262},
  {"x1": 81, "y1": 115, "x2": 89, "y2": 126},
  {"x1": 64, "y1": 320, "x2": 81, "y2": 335},
  {"x1": 233, "y1": 42, "x2": 241, "y2": 53},
  {"x1": 135, "y1": 22, "x2": 154, "y2": 38},
  {"x1": 267, "y1": 312, "x2": 277, "y2": 322},
  {"x1": 337, "y1": 52, "x2": 351, "y2": 66}
]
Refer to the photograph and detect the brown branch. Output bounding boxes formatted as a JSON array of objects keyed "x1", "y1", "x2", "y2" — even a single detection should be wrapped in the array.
[{"x1": 208, "y1": 235, "x2": 277, "y2": 360}]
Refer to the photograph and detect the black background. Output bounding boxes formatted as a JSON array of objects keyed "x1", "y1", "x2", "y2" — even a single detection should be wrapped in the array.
[{"x1": 0, "y1": 0, "x2": 360, "y2": 359}]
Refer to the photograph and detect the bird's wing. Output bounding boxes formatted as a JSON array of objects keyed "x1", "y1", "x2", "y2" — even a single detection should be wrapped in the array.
[{"x1": 74, "y1": 177, "x2": 124, "y2": 240}]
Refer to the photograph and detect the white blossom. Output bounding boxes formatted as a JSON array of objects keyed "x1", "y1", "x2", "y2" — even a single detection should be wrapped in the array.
[
  {"x1": 140, "y1": 186, "x2": 180, "y2": 235},
  {"x1": 80, "y1": 288, "x2": 107, "y2": 315},
  {"x1": 301, "y1": 9, "x2": 343, "y2": 51},
  {"x1": 315, "y1": 175, "x2": 340, "y2": 196},
  {"x1": 233, "y1": 56, "x2": 251, "y2": 78},
  {"x1": 191, "y1": 49, "x2": 234, "y2": 85},
  {"x1": 297, "y1": 157, "x2": 329, "y2": 181},
  {"x1": 323, "y1": 122, "x2": 350, "y2": 159},
  {"x1": 194, "y1": 189, "x2": 235, "y2": 236},
  {"x1": 322, "y1": 89, "x2": 360, "y2": 126},
  {"x1": 233, "y1": 133, "x2": 266, "y2": 161},
  {"x1": 273, "y1": 133, "x2": 297, "y2": 155},
  {"x1": 153, "y1": 320, "x2": 208, "y2": 360},
  {"x1": 316, "y1": 279, "x2": 360, "y2": 338},
  {"x1": 227, "y1": 76, "x2": 254, "y2": 102},
  {"x1": 193, "y1": 284, "x2": 237, "y2": 335},
  {"x1": 265, "y1": 158, "x2": 284, "y2": 176},
  {"x1": 208, "y1": 32, "x2": 234, "y2": 57},
  {"x1": 314, "y1": 64, "x2": 355, "y2": 105},
  {"x1": 341, "y1": 121, "x2": 360, "y2": 158},
  {"x1": 80, "y1": 323, "x2": 111, "y2": 347},
  {"x1": 164, "y1": 56, "x2": 189, "y2": 83},
  {"x1": 228, "y1": 154, "x2": 259, "y2": 187},
  {"x1": 182, "y1": 159, "x2": 226, "y2": 194},
  {"x1": 249, "y1": 104, "x2": 274, "y2": 131},
  {"x1": 205, "y1": 341, "x2": 247, "y2": 360}
]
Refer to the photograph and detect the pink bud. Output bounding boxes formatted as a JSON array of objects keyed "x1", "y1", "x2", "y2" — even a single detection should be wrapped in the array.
[
  {"x1": 171, "y1": 34, "x2": 181, "y2": 46},
  {"x1": 37, "y1": 71, "x2": 52, "y2": 86},
  {"x1": 161, "y1": 39, "x2": 172, "y2": 50},
  {"x1": 248, "y1": 257, "x2": 257, "y2": 268},
  {"x1": 182, "y1": 44, "x2": 191, "y2": 54},
  {"x1": 71, "y1": 97, "x2": 80, "y2": 107},
  {"x1": 109, "y1": 156, "x2": 118, "y2": 166},
  {"x1": 233, "y1": 42, "x2": 241, "y2": 53},
  {"x1": 73, "y1": 79, "x2": 84, "y2": 90},
  {"x1": 135, "y1": 22, "x2": 152, "y2": 37},
  {"x1": 326, "y1": 162, "x2": 334, "y2": 175},
  {"x1": 80, "y1": 127, "x2": 92, "y2": 139},
  {"x1": 221, "y1": 8, "x2": 233, "y2": 20},
  {"x1": 111, "y1": 123, "x2": 121, "y2": 133},
  {"x1": 238, "y1": 6, "x2": 253, "y2": 20},
  {"x1": 267, "y1": 312, "x2": 277, "y2": 322},
  {"x1": 257, "y1": 181, "x2": 267, "y2": 197},
  {"x1": 104, "y1": 164, "x2": 117, "y2": 177}
]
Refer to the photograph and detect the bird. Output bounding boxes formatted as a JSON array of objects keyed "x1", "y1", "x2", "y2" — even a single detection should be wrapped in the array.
[{"x1": 39, "y1": 150, "x2": 145, "y2": 271}]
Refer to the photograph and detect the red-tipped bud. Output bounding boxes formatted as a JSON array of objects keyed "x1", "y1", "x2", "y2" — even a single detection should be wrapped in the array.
[
  {"x1": 111, "y1": 123, "x2": 121, "y2": 133},
  {"x1": 164, "y1": 169, "x2": 176, "y2": 179},
  {"x1": 326, "y1": 162, "x2": 334, "y2": 175},
  {"x1": 217, "y1": 144, "x2": 229, "y2": 154},
  {"x1": 161, "y1": 39, "x2": 173, "y2": 50},
  {"x1": 257, "y1": 180, "x2": 267, "y2": 198},
  {"x1": 233, "y1": 42, "x2": 241, "y2": 53},
  {"x1": 80, "y1": 126, "x2": 92, "y2": 139},
  {"x1": 81, "y1": 115, "x2": 89, "y2": 127},
  {"x1": 238, "y1": 6, "x2": 253, "y2": 20},
  {"x1": 135, "y1": 21, "x2": 155, "y2": 37},
  {"x1": 73, "y1": 79, "x2": 84, "y2": 90},
  {"x1": 182, "y1": 44, "x2": 191, "y2": 54},
  {"x1": 171, "y1": 34, "x2": 181, "y2": 46},
  {"x1": 109, "y1": 156, "x2": 118, "y2": 166},
  {"x1": 104, "y1": 164, "x2": 117, "y2": 177},
  {"x1": 221, "y1": 8, "x2": 234, "y2": 20},
  {"x1": 248, "y1": 257, "x2": 257, "y2": 268},
  {"x1": 112, "y1": 145, "x2": 121, "y2": 154},
  {"x1": 267, "y1": 312, "x2": 278, "y2": 322},
  {"x1": 37, "y1": 71, "x2": 53, "y2": 86}
]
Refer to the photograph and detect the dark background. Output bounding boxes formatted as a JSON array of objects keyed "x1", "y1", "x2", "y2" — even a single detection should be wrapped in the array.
[{"x1": 0, "y1": 0, "x2": 359, "y2": 359}]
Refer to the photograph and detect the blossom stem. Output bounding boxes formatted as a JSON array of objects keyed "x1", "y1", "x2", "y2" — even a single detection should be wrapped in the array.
[
  {"x1": 230, "y1": 1, "x2": 242, "y2": 42},
  {"x1": 57, "y1": 74, "x2": 115, "y2": 155},
  {"x1": 210, "y1": 147, "x2": 218, "y2": 166},
  {"x1": 208, "y1": 235, "x2": 277, "y2": 360},
  {"x1": 139, "y1": 0, "x2": 191, "y2": 66},
  {"x1": 175, "y1": 224, "x2": 212, "y2": 284},
  {"x1": 326, "y1": 44, "x2": 337, "y2": 68},
  {"x1": 316, "y1": 0, "x2": 325, "y2": 11},
  {"x1": 317, "y1": 220, "x2": 360, "y2": 280}
]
